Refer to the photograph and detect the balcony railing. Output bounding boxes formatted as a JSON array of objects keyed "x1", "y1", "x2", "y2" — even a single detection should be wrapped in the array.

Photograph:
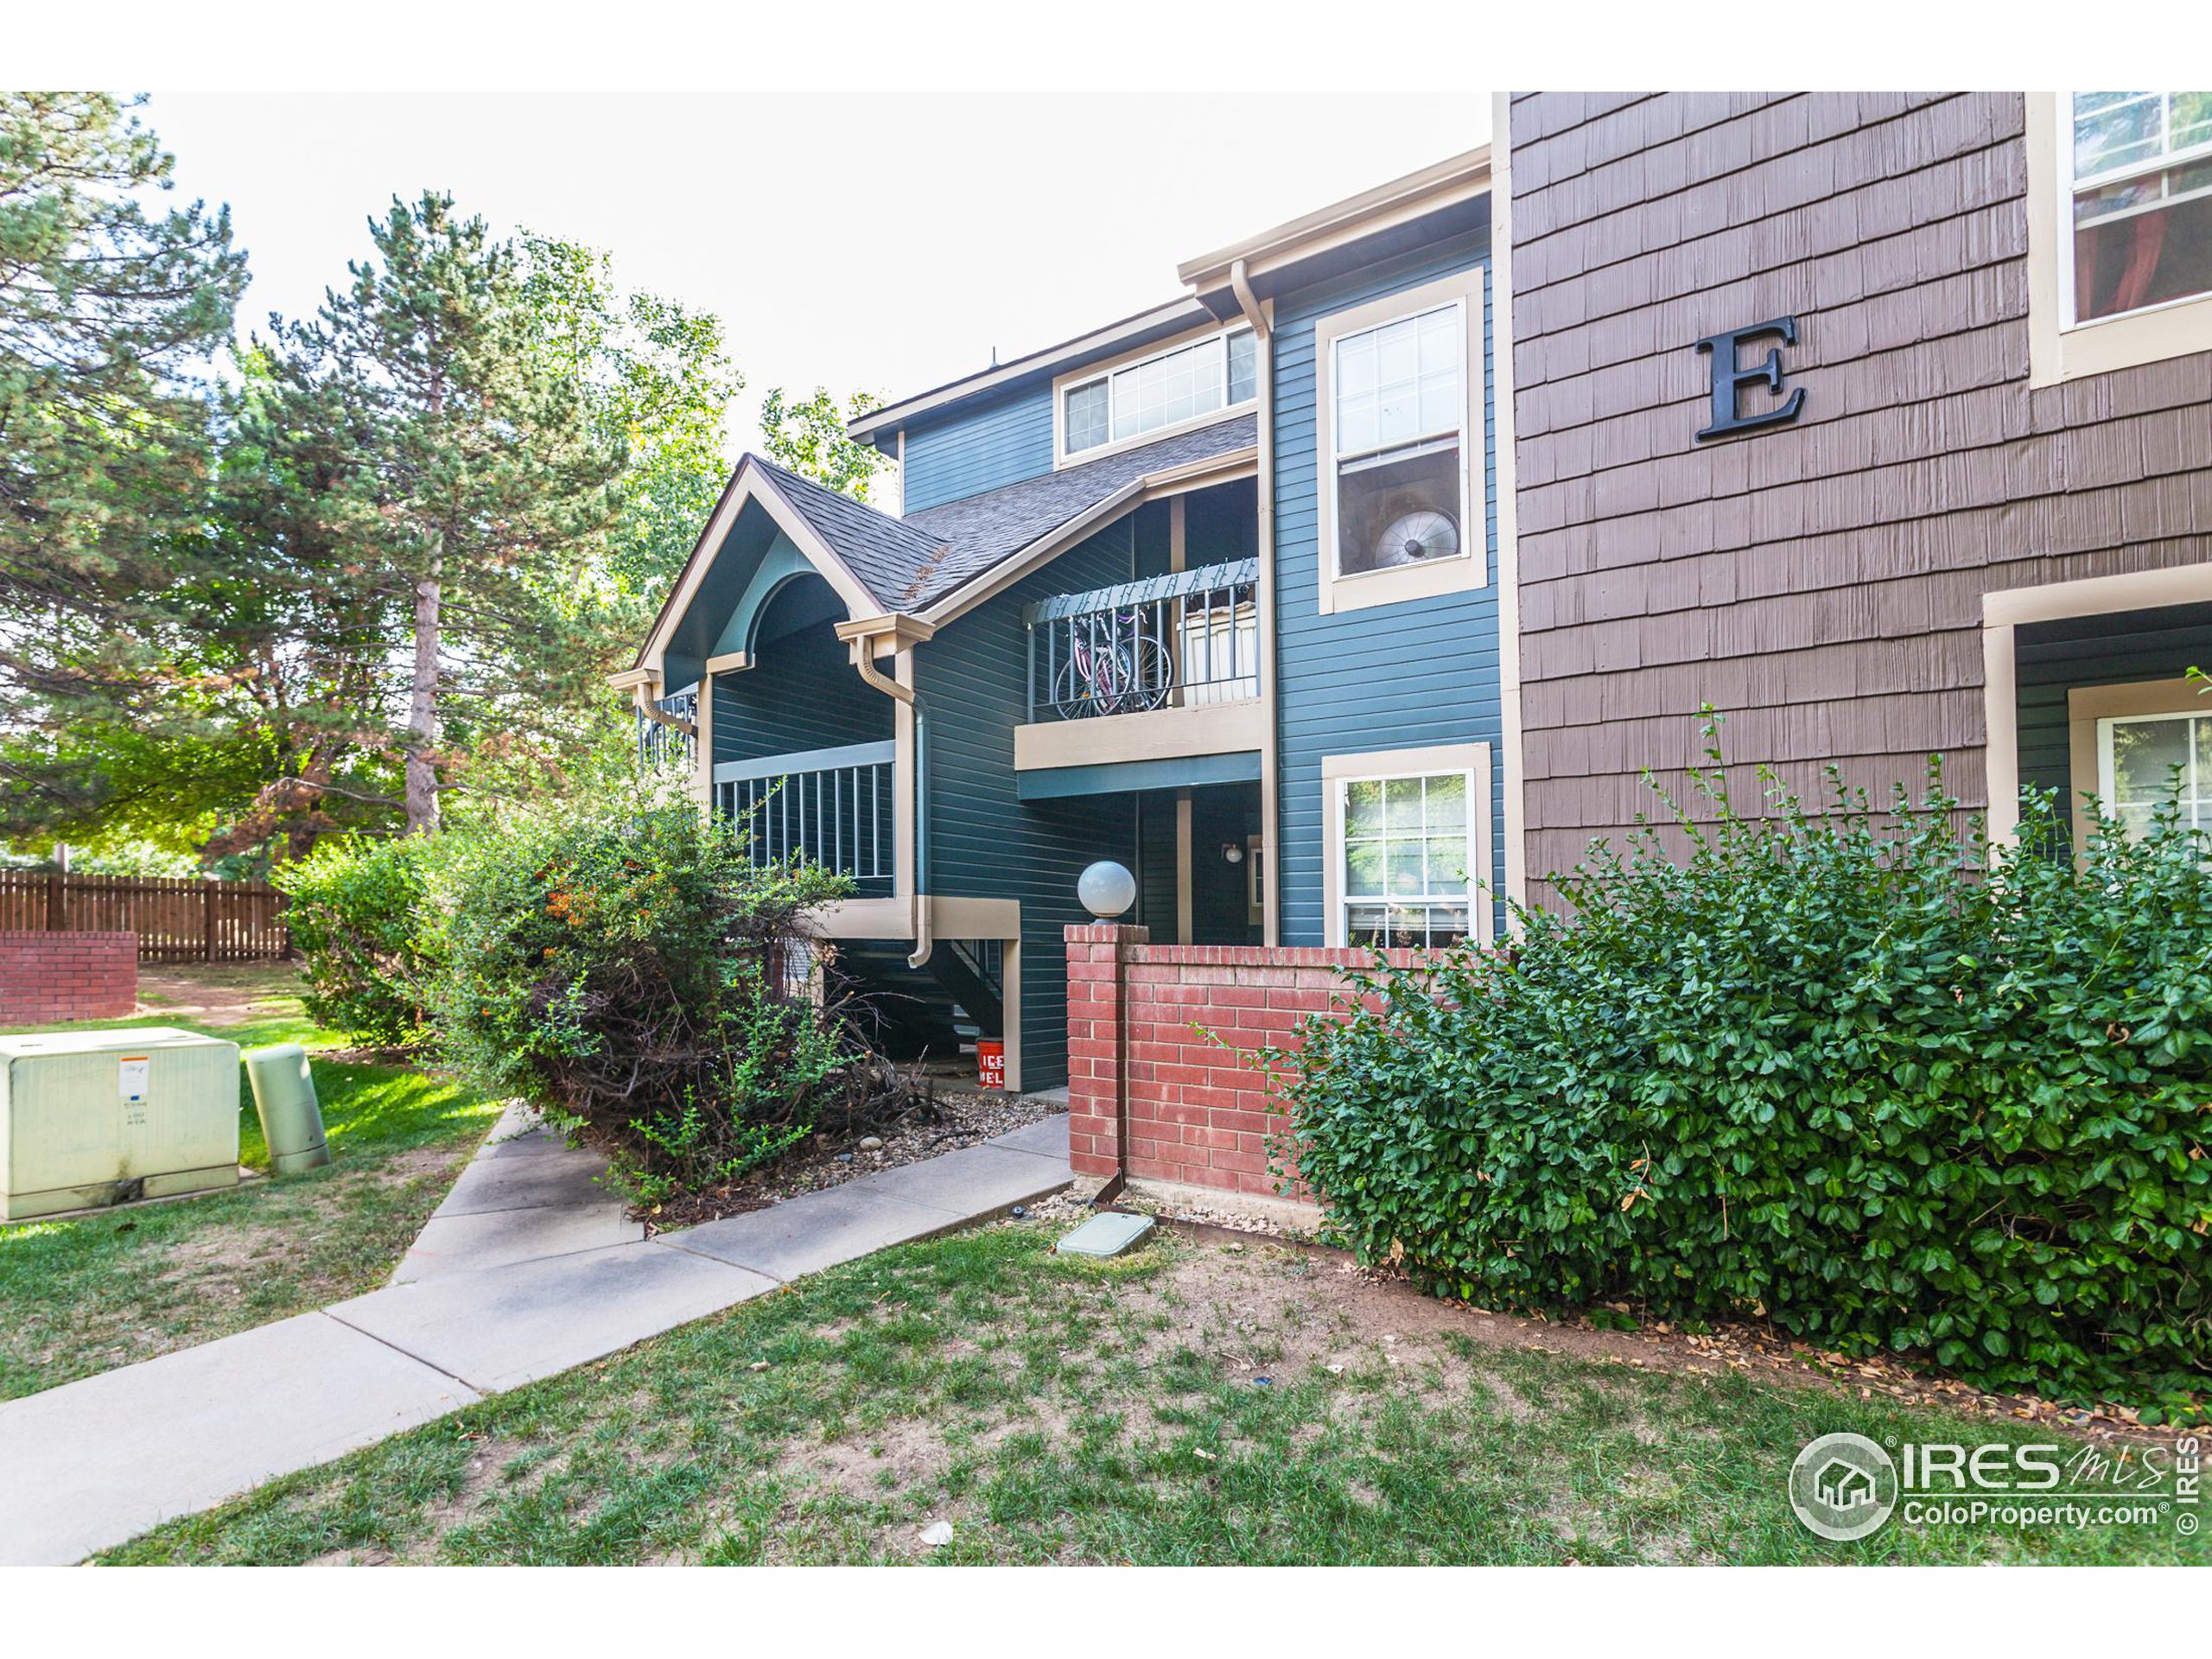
[
  {"x1": 637, "y1": 684, "x2": 697, "y2": 769},
  {"x1": 1025, "y1": 557, "x2": 1259, "y2": 721},
  {"x1": 713, "y1": 739, "x2": 894, "y2": 897}
]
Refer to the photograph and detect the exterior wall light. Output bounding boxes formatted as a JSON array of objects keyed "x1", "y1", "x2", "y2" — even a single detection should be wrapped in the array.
[{"x1": 1077, "y1": 861, "x2": 1137, "y2": 920}]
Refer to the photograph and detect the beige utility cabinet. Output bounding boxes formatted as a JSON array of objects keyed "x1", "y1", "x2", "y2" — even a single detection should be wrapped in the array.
[{"x1": 0, "y1": 1027, "x2": 240, "y2": 1220}]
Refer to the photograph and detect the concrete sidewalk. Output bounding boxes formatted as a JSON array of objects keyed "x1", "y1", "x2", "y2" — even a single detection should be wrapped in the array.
[{"x1": 0, "y1": 1113, "x2": 1071, "y2": 1566}]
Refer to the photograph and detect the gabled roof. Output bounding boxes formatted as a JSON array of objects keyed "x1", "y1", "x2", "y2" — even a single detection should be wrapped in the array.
[
  {"x1": 636, "y1": 416, "x2": 1261, "y2": 675},
  {"x1": 751, "y1": 457, "x2": 944, "y2": 607},
  {"x1": 897, "y1": 412, "x2": 1257, "y2": 612}
]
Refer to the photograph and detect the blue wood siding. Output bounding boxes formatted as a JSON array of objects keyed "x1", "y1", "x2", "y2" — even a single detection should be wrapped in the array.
[
  {"x1": 917, "y1": 517, "x2": 1140, "y2": 1089},
  {"x1": 1269, "y1": 225, "x2": 1504, "y2": 944},
  {"x1": 900, "y1": 385, "x2": 1057, "y2": 513},
  {"x1": 2015, "y1": 602, "x2": 2212, "y2": 835},
  {"x1": 714, "y1": 619, "x2": 890, "y2": 767}
]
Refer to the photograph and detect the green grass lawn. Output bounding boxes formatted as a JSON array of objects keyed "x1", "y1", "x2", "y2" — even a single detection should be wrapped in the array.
[
  {"x1": 100, "y1": 1224, "x2": 2210, "y2": 1566},
  {"x1": 0, "y1": 965, "x2": 499, "y2": 1400}
]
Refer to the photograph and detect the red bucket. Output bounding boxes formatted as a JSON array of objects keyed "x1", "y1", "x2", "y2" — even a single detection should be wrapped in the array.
[{"x1": 976, "y1": 1039, "x2": 1006, "y2": 1091}]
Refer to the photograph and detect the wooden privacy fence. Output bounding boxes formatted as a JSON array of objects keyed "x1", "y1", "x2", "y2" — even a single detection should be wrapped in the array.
[{"x1": 0, "y1": 871, "x2": 289, "y2": 963}]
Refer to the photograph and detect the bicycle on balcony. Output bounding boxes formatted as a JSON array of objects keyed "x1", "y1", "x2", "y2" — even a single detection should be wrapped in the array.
[{"x1": 1049, "y1": 606, "x2": 1173, "y2": 717}]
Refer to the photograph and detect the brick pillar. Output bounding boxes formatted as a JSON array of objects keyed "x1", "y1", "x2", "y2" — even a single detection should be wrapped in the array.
[{"x1": 1065, "y1": 922, "x2": 1147, "y2": 1179}]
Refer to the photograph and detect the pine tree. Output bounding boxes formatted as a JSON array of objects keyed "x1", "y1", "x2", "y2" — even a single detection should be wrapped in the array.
[
  {"x1": 268, "y1": 194, "x2": 626, "y2": 834},
  {"x1": 0, "y1": 92, "x2": 245, "y2": 824}
]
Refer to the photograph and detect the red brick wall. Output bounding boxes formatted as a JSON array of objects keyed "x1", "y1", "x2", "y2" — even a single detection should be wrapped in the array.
[
  {"x1": 0, "y1": 932, "x2": 138, "y2": 1025},
  {"x1": 1065, "y1": 924, "x2": 1418, "y2": 1204}
]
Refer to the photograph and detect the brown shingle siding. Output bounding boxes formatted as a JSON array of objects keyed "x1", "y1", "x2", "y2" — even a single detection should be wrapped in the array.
[
  {"x1": 1513, "y1": 95, "x2": 2010, "y2": 287},
  {"x1": 1510, "y1": 93, "x2": 2212, "y2": 902}
]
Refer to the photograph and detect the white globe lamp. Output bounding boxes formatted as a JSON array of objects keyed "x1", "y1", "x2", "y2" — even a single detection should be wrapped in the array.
[{"x1": 1077, "y1": 860, "x2": 1137, "y2": 921}]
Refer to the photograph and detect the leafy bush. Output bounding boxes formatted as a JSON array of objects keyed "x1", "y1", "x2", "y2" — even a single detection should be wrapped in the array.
[
  {"x1": 276, "y1": 834, "x2": 438, "y2": 1048},
  {"x1": 1269, "y1": 734, "x2": 2212, "y2": 1412},
  {"x1": 425, "y1": 786, "x2": 857, "y2": 1205}
]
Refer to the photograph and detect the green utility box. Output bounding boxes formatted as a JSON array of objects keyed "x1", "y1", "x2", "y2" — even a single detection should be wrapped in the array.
[
  {"x1": 0, "y1": 1027, "x2": 241, "y2": 1220},
  {"x1": 245, "y1": 1044, "x2": 330, "y2": 1175}
]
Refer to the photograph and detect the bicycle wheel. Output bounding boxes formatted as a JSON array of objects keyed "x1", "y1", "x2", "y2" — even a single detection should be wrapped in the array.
[{"x1": 1053, "y1": 650, "x2": 1102, "y2": 718}]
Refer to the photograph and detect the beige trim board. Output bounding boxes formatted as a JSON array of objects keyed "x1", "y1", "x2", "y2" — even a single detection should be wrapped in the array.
[
  {"x1": 893, "y1": 649, "x2": 917, "y2": 902},
  {"x1": 703, "y1": 650, "x2": 752, "y2": 675},
  {"x1": 1312, "y1": 265, "x2": 1490, "y2": 616},
  {"x1": 1320, "y1": 741, "x2": 1494, "y2": 948},
  {"x1": 1987, "y1": 563, "x2": 2212, "y2": 629},
  {"x1": 1178, "y1": 145, "x2": 1491, "y2": 293},
  {"x1": 1175, "y1": 791, "x2": 1194, "y2": 943},
  {"x1": 691, "y1": 672, "x2": 714, "y2": 810},
  {"x1": 930, "y1": 896, "x2": 1021, "y2": 937},
  {"x1": 2024, "y1": 92, "x2": 2212, "y2": 387},
  {"x1": 1014, "y1": 699, "x2": 1265, "y2": 772},
  {"x1": 1982, "y1": 562, "x2": 2212, "y2": 842},
  {"x1": 1490, "y1": 89, "x2": 1528, "y2": 915},
  {"x1": 2066, "y1": 678, "x2": 2205, "y2": 853},
  {"x1": 813, "y1": 898, "x2": 915, "y2": 940}
]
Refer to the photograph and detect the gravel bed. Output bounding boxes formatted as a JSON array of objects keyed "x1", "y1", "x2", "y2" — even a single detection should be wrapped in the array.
[{"x1": 643, "y1": 1089, "x2": 1062, "y2": 1229}]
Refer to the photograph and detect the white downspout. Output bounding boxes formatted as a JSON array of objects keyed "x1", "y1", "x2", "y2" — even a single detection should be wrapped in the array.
[{"x1": 849, "y1": 634, "x2": 932, "y2": 969}]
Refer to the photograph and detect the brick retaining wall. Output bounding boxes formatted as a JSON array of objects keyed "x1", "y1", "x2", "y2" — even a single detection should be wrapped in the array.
[
  {"x1": 1065, "y1": 925, "x2": 1419, "y2": 1205},
  {"x1": 0, "y1": 931, "x2": 138, "y2": 1025}
]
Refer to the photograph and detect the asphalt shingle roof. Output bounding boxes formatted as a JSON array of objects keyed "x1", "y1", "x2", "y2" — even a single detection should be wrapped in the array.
[
  {"x1": 747, "y1": 412, "x2": 1256, "y2": 614},
  {"x1": 899, "y1": 413, "x2": 1255, "y2": 609},
  {"x1": 752, "y1": 458, "x2": 946, "y2": 611}
]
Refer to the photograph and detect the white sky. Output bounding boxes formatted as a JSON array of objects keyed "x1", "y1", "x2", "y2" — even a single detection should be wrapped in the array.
[{"x1": 145, "y1": 91, "x2": 1488, "y2": 461}]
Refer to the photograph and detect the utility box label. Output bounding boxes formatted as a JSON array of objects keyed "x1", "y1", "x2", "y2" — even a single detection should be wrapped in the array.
[{"x1": 119, "y1": 1057, "x2": 149, "y2": 1126}]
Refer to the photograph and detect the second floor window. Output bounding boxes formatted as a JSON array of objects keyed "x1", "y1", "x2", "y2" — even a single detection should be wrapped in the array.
[
  {"x1": 2070, "y1": 92, "x2": 2212, "y2": 323},
  {"x1": 1063, "y1": 327, "x2": 1256, "y2": 458},
  {"x1": 1331, "y1": 302, "x2": 1466, "y2": 578}
]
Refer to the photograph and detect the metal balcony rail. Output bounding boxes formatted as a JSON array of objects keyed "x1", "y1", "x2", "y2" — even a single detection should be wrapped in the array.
[
  {"x1": 1024, "y1": 556, "x2": 1259, "y2": 721},
  {"x1": 713, "y1": 739, "x2": 894, "y2": 895}
]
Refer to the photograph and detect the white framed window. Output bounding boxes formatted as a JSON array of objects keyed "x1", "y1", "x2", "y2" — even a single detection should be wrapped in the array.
[
  {"x1": 2027, "y1": 92, "x2": 2212, "y2": 385},
  {"x1": 2066, "y1": 92, "x2": 2212, "y2": 325},
  {"x1": 1313, "y1": 267, "x2": 1487, "y2": 614},
  {"x1": 1332, "y1": 303, "x2": 1465, "y2": 576},
  {"x1": 1321, "y1": 742, "x2": 1491, "y2": 949},
  {"x1": 1057, "y1": 326, "x2": 1257, "y2": 463},
  {"x1": 2097, "y1": 708, "x2": 2212, "y2": 836}
]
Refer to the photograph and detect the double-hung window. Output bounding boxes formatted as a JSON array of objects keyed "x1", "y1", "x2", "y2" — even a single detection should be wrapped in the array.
[
  {"x1": 1336, "y1": 768, "x2": 1476, "y2": 950},
  {"x1": 1060, "y1": 327, "x2": 1256, "y2": 461},
  {"x1": 2031, "y1": 92, "x2": 2212, "y2": 383},
  {"x1": 2068, "y1": 92, "x2": 2212, "y2": 324},
  {"x1": 1312, "y1": 267, "x2": 1485, "y2": 613},
  {"x1": 1330, "y1": 302, "x2": 1467, "y2": 578}
]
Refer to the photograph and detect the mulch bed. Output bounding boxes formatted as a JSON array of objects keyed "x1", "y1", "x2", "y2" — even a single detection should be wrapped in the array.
[{"x1": 639, "y1": 1089, "x2": 1063, "y2": 1230}]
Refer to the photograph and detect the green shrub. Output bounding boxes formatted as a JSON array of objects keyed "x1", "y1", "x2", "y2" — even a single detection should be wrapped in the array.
[
  {"x1": 1268, "y1": 733, "x2": 2212, "y2": 1413},
  {"x1": 424, "y1": 786, "x2": 855, "y2": 1205},
  {"x1": 276, "y1": 835, "x2": 439, "y2": 1048}
]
